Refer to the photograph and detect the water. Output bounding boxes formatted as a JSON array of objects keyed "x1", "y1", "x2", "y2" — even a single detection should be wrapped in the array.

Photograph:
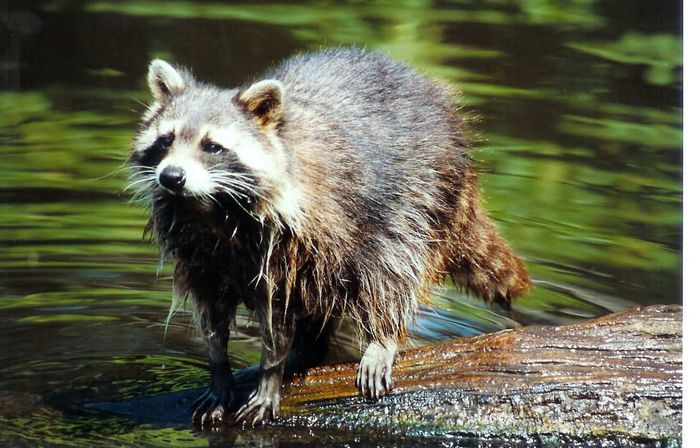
[{"x1": 0, "y1": 0, "x2": 681, "y2": 445}]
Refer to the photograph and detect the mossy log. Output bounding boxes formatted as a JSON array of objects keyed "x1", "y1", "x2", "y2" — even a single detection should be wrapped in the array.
[{"x1": 99, "y1": 305, "x2": 682, "y2": 445}]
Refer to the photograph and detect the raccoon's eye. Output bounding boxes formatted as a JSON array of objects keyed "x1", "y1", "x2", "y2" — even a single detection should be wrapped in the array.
[
  {"x1": 203, "y1": 142, "x2": 224, "y2": 154},
  {"x1": 155, "y1": 134, "x2": 174, "y2": 150},
  {"x1": 138, "y1": 133, "x2": 175, "y2": 167}
]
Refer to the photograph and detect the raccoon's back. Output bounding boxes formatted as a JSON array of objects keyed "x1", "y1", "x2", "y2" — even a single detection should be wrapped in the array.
[
  {"x1": 270, "y1": 48, "x2": 466, "y2": 159},
  {"x1": 268, "y1": 48, "x2": 470, "y2": 232}
]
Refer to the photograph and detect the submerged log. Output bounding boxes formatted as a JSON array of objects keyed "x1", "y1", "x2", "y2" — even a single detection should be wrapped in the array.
[{"x1": 96, "y1": 305, "x2": 682, "y2": 445}]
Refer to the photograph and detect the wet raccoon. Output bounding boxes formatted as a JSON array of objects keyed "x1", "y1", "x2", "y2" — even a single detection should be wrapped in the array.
[{"x1": 128, "y1": 48, "x2": 529, "y2": 428}]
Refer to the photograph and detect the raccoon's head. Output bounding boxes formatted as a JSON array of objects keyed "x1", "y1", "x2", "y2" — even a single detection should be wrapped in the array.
[{"x1": 128, "y1": 60, "x2": 301, "y2": 228}]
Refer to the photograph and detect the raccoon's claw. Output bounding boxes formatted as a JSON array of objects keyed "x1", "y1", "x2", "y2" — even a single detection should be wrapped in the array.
[
  {"x1": 233, "y1": 374, "x2": 281, "y2": 426},
  {"x1": 233, "y1": 390, "x2": 278, "y2": 426},
  {"x1": 356, "y1": 341, "x2": 397, "y2": 399},
  {"x1": 191, "y1": 386, "x2": 235, "y2": 429}
]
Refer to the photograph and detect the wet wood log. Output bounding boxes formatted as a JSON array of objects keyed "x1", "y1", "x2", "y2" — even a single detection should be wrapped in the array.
[
  {"x1": 98, "y1": 305, "x2": 682, "y2": 445},
  {"x1": 274, "y1": 304, "x2": 681, "y2": 443}
]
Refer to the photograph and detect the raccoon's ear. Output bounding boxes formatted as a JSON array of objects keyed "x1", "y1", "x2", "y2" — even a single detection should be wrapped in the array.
[
  {"x1": 147, "y1": 60, "x2": 186, "y2": 102},
  {"x1": 236, "y1": 80, "x2": 284, "y2": 128}
]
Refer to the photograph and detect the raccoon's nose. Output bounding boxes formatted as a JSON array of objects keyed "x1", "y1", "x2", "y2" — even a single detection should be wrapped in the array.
[{"x1": 159, "y1": 166, "x2": 186, "y2": 193}]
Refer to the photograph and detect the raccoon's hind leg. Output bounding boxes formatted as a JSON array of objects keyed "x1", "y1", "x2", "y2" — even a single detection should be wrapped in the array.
[
  {"x1": 284, "y1": 317, "x2": 333, "y2": 376},
  {"x1": 356, "y1": 340, "x2": 397, "y2": 399}
]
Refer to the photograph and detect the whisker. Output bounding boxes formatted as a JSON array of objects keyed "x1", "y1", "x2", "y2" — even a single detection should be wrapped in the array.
[
  {"x1": 89, "y1": 163, "x2": 132, "y2": 181},
  {"x1": 124, "y1": 176, "x2": 157, "y2": 192},
  {"x1": 214, "y1": 181, "x2": 260, "y2": 197},
  {"x1": 209, "y1": 176, "x2": 263, "y2": 197},
  {"x1": 209, "y1": 175, "x2": 255, "y2": 189},
  {"x1": 219, "y1": 189, "x2": 260, "y2": 221},
  {"x1": 208, "y1": 169, "x2": 256, "y2": 180}
]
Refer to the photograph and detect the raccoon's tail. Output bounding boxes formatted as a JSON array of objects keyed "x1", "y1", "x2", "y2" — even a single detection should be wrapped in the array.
[{"x1": 447, "y1": 201, "x2": 530, "y2": 309}]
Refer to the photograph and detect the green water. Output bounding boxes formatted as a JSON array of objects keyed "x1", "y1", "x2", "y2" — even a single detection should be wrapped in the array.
[{"x1": 0, "y1": 0, "x2": 681, "y2": 446}]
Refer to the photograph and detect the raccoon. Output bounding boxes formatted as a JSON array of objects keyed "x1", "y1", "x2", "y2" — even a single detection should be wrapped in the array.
[{"x1": 127, "y1": 48, "x2": 529, "y2": 428}]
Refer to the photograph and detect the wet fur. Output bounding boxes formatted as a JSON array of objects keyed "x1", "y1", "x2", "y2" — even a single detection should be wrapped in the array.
[{"x1": 128, "y1": 47, "x2": 529, "y2": 424}]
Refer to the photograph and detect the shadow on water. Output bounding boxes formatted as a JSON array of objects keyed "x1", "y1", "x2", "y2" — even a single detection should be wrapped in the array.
[{"x1": 0, "y1": 0, "x2": 681, "y2": 445}]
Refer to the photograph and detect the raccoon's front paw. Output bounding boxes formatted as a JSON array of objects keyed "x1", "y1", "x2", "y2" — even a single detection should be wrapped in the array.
[
  {"x1": 191, "y1": 385, "x2": 236, "y2": 429},
  {"x1": 356, "y1": 341, "x2": 397, "y2": 399},
  {"x1": 233, "y1": 373, "x2": 281, "y2": 426}
]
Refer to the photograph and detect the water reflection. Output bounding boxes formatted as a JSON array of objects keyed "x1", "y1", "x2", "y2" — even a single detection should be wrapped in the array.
[{"x1": 0, "y1": 0, "x2": 681, "y2": 445}]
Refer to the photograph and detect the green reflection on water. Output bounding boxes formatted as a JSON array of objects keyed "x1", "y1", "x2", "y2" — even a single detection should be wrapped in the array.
[
  {"x1": 1, "y1": 414, "x2": 205, "y2": 447},
  {"x1": 569, "y1": 33, "x2": 682, "y2": 86},
  {"x1": 82, "y1": 0, "x2": 605, "y2": 28},
  {"x1": 112, "y1": 428, "x2": 207, "y2": 447},
  {"x1": 19, "y1": 314, "x2": 119, "y2": 323}
]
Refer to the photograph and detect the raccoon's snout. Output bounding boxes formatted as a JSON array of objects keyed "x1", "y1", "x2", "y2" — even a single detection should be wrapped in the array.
[{"x1": 159, "y1": 166, "x2": 186, "y2": 193}]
